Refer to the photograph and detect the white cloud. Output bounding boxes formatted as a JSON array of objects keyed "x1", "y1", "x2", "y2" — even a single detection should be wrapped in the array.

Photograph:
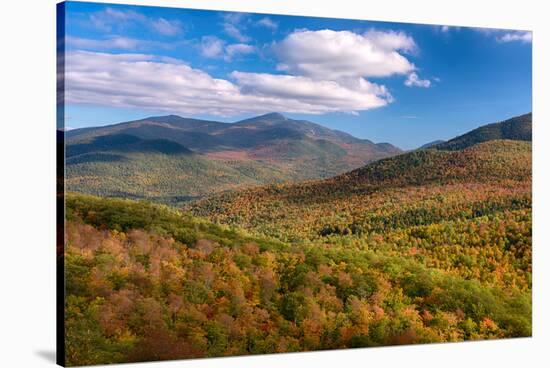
[
  {"x1": 65, "y1": 27, "x2": 429, "y2": 116},
  {"x1": 223, "y1": 23, "x2": 250, "y2": 42},
  {"x1": 89, "y1": 7, "x2": 145, "y2": 32},
  {"x1": 88, "y1": 7, "x2": 181, "y2": 36},
  {"x1": 498, "y1": 31, "x2": 532, "y2": 43},
  {"x1": 473, "y1": 27, "x2": 506, "y2": 36},
  {"x1": 66, "y1": 36, "x2": 139, "y2": 50},
  {"x1": 274, "y1": 29, "x2": 416, "y2": 80},
  {"x1": 225, "y1": 43, "x2": 255, "y2": 60},
  {"x1": 474, "y1": 28, "x2": 532, "y2": 44},
  {"x1": 221, "y1": 12, "x2": 251, "y2": 42},
  {"x1": 200, "y1": 36, "x2": 225, "y2": 58},
  {"x1": 231, "y1": 72, "x2": 391, "y2": 111},
  {"x1": 151, "y1": 18, "x2": 182, "y2": 36},
  {"x1": 200, "y1": 37, "x2": 255, "y2": 60},
  {"x1": 222, "y1": 12, "x2": 247, "y2": 25},
  {"x1": 257, "y1": 17, "x2": 278, "y2": 29},
  {"x1": 66, "y1": 36, "x2": 188, "y2": 52},
  {"x1": 66, "y1": 36, "x2": 167, "y2": 51},
  {"x1": 64, "y1": 51, "x2": 393, "y2": 116},
  {"x1": 363, "y1": 29, "x2": 417, "y2": 53},
  {"x1": 404, "y1": 73, "x2": 431, "y2": 88}
]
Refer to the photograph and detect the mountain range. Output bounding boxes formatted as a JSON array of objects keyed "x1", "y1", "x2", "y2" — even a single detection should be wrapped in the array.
[
  {"x1": 65, "y1": 111, "x2": 531, "y2": 205},
  {"x1": 65, "y1": 112, "x2": 401, "y2": 204}
]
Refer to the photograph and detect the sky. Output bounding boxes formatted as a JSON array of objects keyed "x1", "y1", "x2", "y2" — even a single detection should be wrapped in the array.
[{"x1": 60, "y1": 1, "x2": 532, "y2": 149}]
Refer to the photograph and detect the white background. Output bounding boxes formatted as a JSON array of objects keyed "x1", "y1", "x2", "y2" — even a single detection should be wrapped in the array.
[{"x1": 1, "y1": 0, "x2": 549, "y2": 367}]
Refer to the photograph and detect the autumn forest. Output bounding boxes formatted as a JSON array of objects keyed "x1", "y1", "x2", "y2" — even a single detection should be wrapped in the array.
[{"x1": 61, "y1": 112, "x2": 532, "y2": 366}]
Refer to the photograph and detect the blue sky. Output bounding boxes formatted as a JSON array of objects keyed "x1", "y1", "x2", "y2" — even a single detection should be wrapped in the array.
[{"x1": 61, "y1": 1, "x2": 532, "y2": 149}]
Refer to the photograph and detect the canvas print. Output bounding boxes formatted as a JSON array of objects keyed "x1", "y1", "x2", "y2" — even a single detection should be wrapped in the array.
[{"x1": 57, "y1": 1, "x2": 532, "y2": 366}]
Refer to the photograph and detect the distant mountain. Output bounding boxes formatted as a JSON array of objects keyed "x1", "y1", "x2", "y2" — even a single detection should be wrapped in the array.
[
  {"x1": 66, "y1": 112, "x2": 402, "y2": 204},
  {"x1": 434, "y1": 113, "x2": 532, "y2": 151},
  {"x1": 418, "y1": 140, "x2": 445, "y2": 149},
  {"x1": 68, "y1": 112, "x2": 400, "y2": 156}
]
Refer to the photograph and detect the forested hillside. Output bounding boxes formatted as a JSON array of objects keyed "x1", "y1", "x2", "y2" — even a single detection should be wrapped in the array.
[
  {"x1": 189, "y1": 140, "x2": 531, "y2": 243},
  {"x1": 63, "y1": 114, "x2": 532, "y2": 366},
  {"x1": 65, "y1": 193, "x2": 531, "y2": 366},
  {"x1": 434, "y1": 113, "x2": 531, "y2": 151}
]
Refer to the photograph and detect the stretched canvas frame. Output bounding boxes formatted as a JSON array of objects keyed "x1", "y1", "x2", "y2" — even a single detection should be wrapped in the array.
[{"x1": 57, "y1": 1, "x2": 532, "y2": 366}]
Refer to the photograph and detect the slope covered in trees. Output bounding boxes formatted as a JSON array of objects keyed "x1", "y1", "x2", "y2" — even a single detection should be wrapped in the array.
[
  {"x1": 64, "y1": 114, "x2": 532, "y2": 366},
  {"x1": 64, "y1": 193, "x2": 531, "y2": 366},
  {"x1": 189, "y1": 140, "x2": 531, "y2": 242},
  {"x1": 433, "y1": 113, "x2": 531, "y2": 151}
]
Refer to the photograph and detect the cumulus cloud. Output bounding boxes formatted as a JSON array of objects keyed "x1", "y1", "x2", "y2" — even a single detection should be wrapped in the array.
[
  {"x1": 256, "y1": 17, "x2": 278, "y2": 29},
  {"x1": 65, "y1": 27, "x2": 428, "y2": 116},
  {"x1": 231, "y1": 72, "x2": 391, "y2": 111},
  {"x1": 274, "y1": 29, "x2": 416, "y2": 80},
  {"x1": 64, "y1": 51, "x2": 393, "y2": 116},
  {"x1": 498, "y1": 31, "x2": 532, "y2": 43},
  {"x1": 88, "y1": 7, "x2": 182, "y2": 36},
  {"x1": 404, "y1": 73, "x2": 431, "y2": 88}
]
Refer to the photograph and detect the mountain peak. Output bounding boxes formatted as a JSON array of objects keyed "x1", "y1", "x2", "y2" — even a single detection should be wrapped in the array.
[
  {"x1": 144, "y1": 114, "x2": 184, "y2": 122},
  {"x1": 234, "y1": 112, "x2": 288, "y2": 126},
  {"x1": 259, "y1": 112, "x2": 286, "y2": 119}
]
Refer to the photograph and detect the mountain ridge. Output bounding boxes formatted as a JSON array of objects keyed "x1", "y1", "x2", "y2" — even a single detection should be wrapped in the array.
[
  {"x1": 433, "y1": 112, "x2": 532, "y2": 151},
  {"x1": 66, "y1": 112, "x2": 402, "y2": 153},
  {"x1": 65, "y1": 112, "x2": 402, "y2": 205}
]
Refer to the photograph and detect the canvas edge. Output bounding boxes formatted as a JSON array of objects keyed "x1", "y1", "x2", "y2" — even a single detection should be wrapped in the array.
[{"x1": 56, "y1": 2, "x2": 66, "y2": 367}]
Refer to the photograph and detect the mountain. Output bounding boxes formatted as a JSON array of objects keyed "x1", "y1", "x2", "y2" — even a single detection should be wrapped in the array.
[
  {"x1": 67, "y1": 112, "x2": 400, "y2": 157},
  {"x1": 66, "y1": 113, "x2": 402, "y2": 204},
  {"x1": 433, "y1": 113, "x2": 532, "y2": 151}
]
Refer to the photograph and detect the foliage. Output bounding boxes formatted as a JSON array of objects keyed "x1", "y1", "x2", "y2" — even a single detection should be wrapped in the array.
[
  {"x1": 64, "y1": 134, "x2": 532, "y2": 365},
  {"x1": 65, "y1": 189, "x2": 531, "y2": 365}
]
